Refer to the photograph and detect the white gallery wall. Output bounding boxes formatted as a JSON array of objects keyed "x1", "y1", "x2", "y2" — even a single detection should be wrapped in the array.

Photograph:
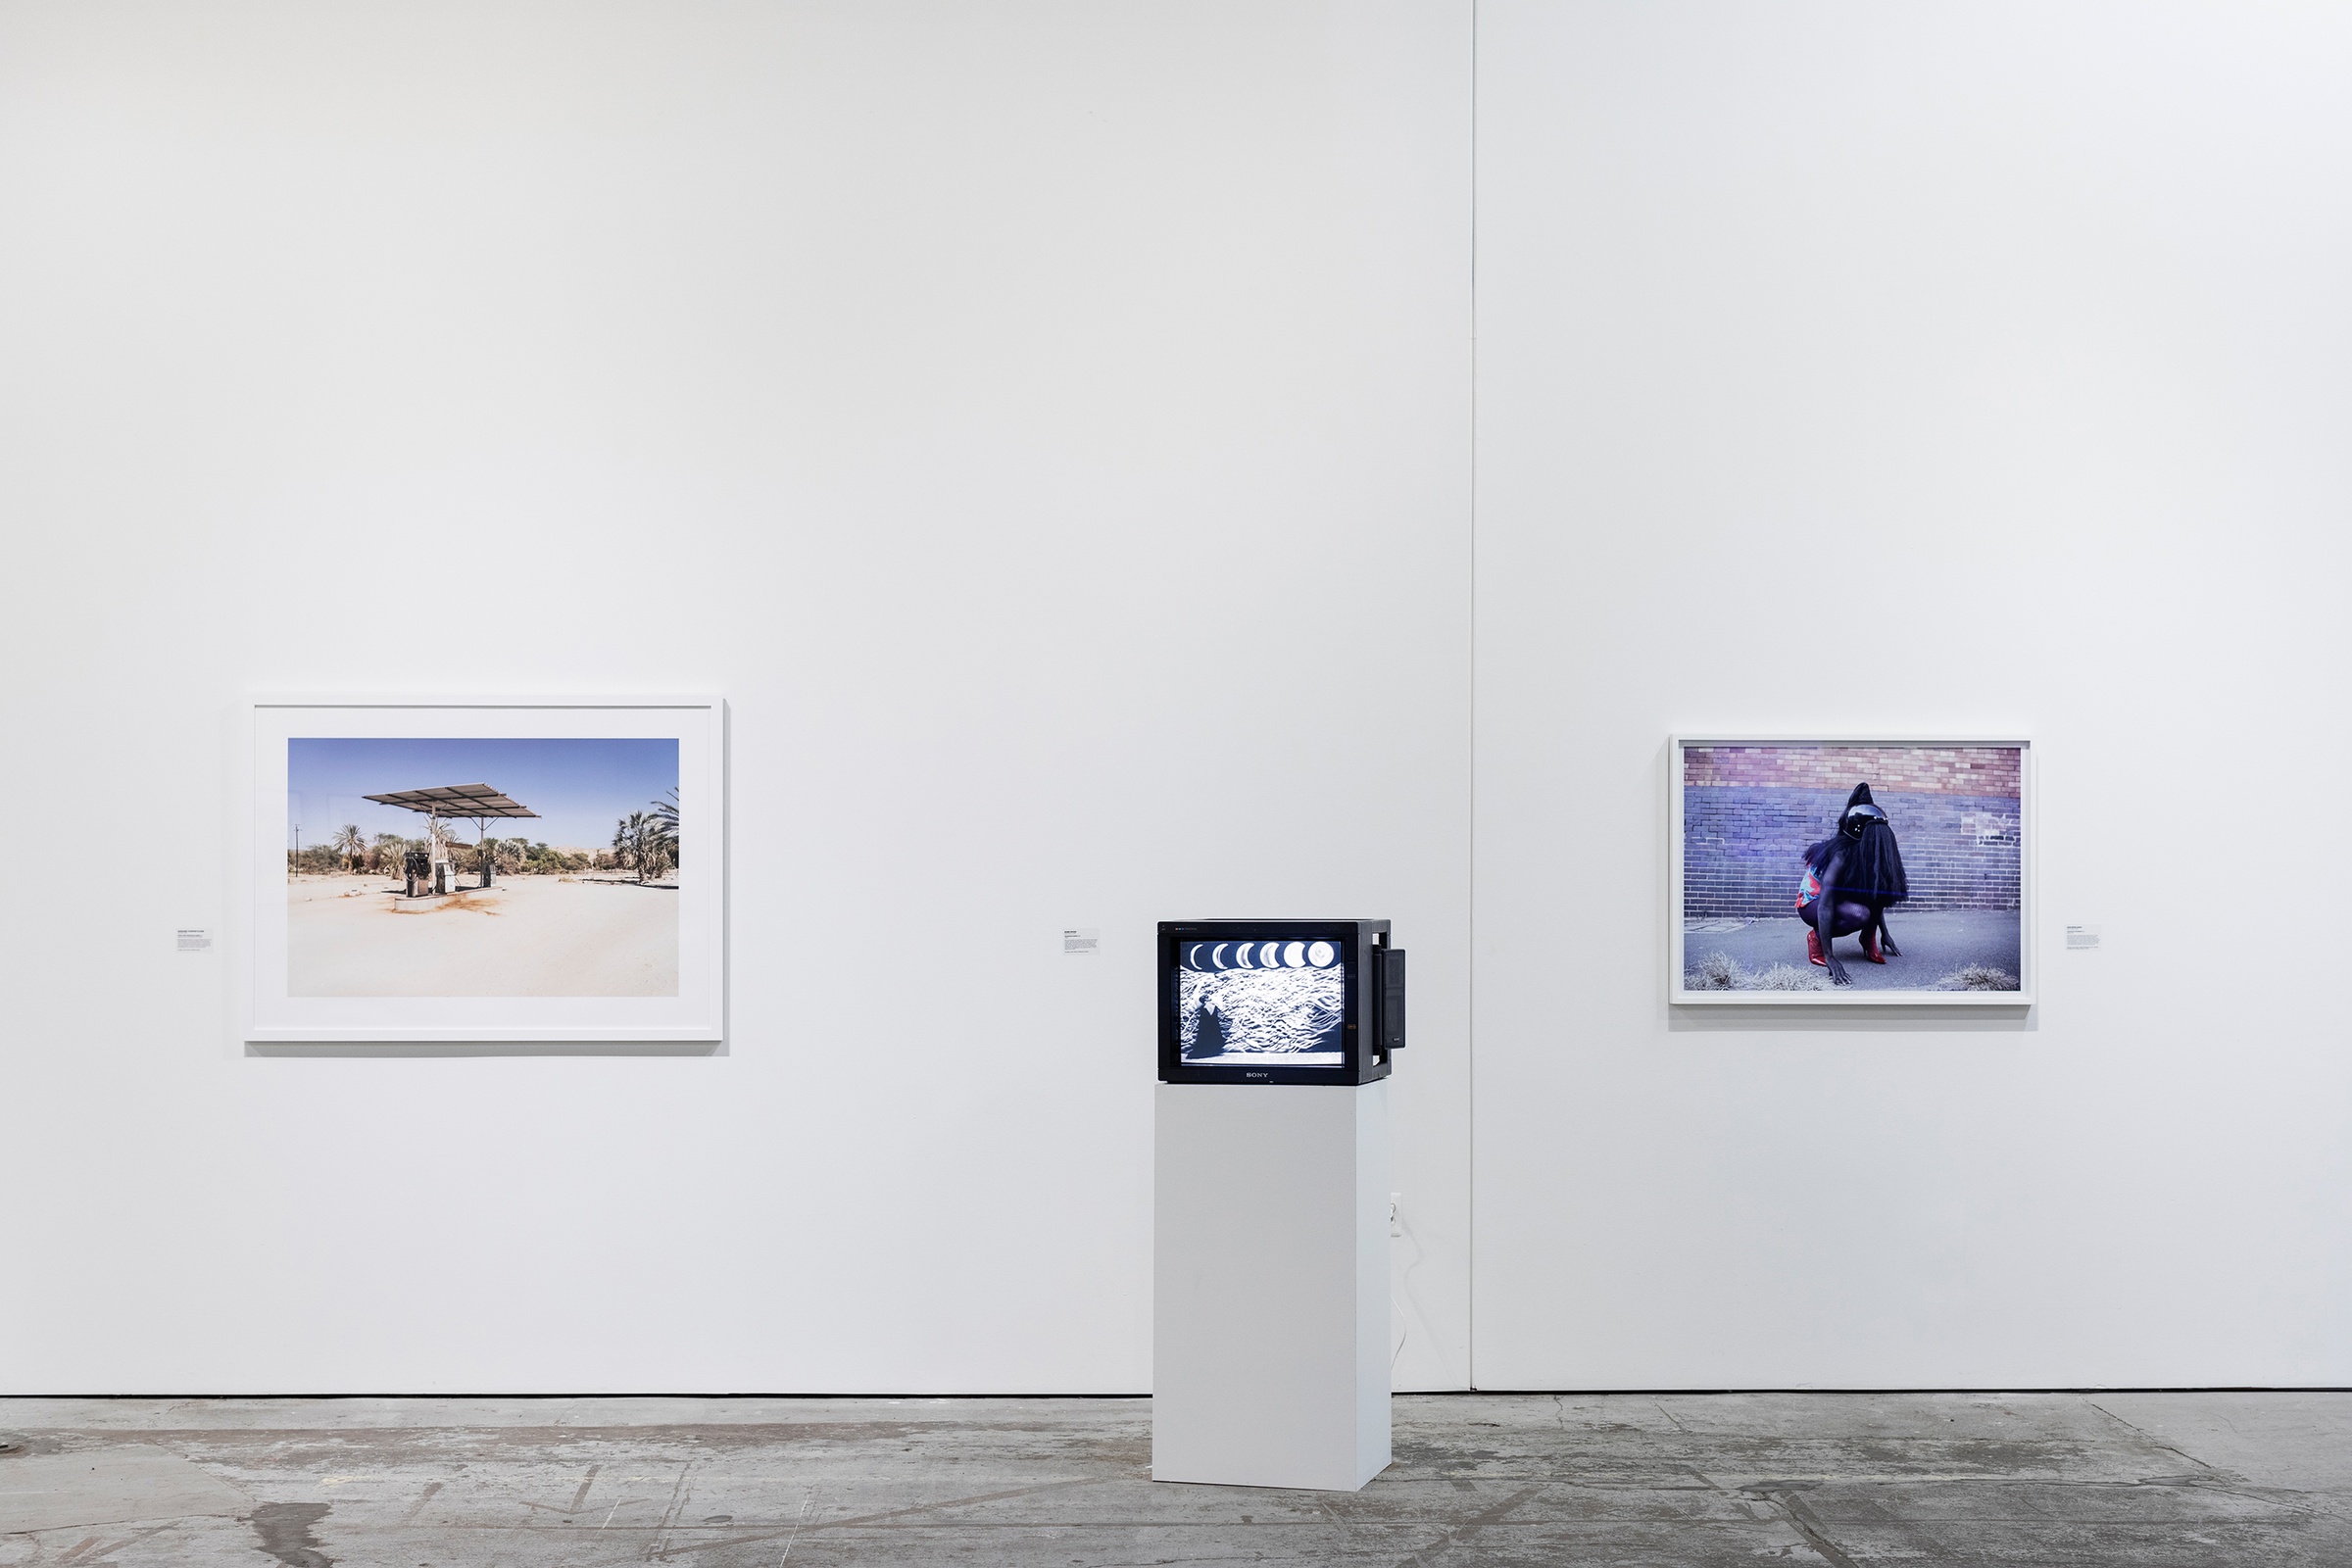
[
  {"x1": 0, "y1": 2, "x2": 1473, "y2": 1394},
  {"x1": 4, "y1": 0, "x2": 2347, "y2": 1397},
  {"x1": 1474, "y1": 2, "x2": 2352, "y2": 1387}
]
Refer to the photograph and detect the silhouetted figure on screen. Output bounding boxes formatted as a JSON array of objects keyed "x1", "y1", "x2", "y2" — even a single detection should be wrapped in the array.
[
  {"x1": 1795, "y1": 783, "x2": 1909, "y2": 986},
  {"x1": 1188, "y1": 1001, "x2": 1228, "y2": 1060}
]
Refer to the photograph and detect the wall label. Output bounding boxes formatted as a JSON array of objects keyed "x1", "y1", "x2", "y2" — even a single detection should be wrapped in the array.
[
  {"x1": 2065, "y1": 924, "x2": 2101, "y2": 951},
  {"x1": 1063, "y1": 927, "x2": 1100, "y2": 956},
  {"x1": 176, "y1": 928, "x2": 214, "y2": 953}
]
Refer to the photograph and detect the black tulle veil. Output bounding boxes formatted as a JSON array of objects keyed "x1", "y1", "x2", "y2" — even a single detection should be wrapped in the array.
[{"x1": 1803, "y1": 782, "x2": 1909, "y2": 904}]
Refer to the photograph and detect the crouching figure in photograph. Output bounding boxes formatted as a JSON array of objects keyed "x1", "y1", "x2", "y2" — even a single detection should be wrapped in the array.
[{"x1": 1796, "y1": 784, "x2": 1910, "y2": 985}]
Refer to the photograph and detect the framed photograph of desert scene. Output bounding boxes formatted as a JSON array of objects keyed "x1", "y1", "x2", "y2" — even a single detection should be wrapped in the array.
[
  {"x1": 1671, "y1": 737, "x2": 2033, "y2": 1006},
  {"x1": 246, "y1": 696, "x2": 723, "y2": 1043}
]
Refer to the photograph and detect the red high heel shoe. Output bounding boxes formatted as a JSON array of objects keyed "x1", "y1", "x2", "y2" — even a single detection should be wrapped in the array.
[
  {"x1": 1806, "y1": 929, "x2": 1827, "y2": 967},
  {"x1": 1862, "y1": 928, "x2": 1886, "y2": 963}
]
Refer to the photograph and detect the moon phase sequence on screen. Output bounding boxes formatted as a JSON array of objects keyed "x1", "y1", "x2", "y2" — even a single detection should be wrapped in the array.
[{"x1": 1182, "y1": 940, "x2": 1341, "y2": 971}]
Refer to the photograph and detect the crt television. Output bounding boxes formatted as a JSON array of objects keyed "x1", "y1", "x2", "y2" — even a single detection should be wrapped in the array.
[{"x1": 1156, "y1": 919, "x2": 1404, "y2": 1086}]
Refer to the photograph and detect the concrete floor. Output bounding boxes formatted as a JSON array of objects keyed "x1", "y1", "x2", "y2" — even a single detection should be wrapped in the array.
[{"x1": 2, "y1": 1393, "x2": 2347, "y2": 1565}]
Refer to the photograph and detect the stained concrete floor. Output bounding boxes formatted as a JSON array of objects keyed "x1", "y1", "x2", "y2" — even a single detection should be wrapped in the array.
[{"x1": 2, "y1": 1392, "x2": 2347, "y2": 1565}]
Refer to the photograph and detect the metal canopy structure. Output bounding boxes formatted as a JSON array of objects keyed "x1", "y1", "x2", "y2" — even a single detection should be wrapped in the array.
[
  {"x1": 363, "y1": 784, "x2": 540, "y2": 820},
  {"x1": 365, "y1": 784, "x2": 539, "y2": 895}
]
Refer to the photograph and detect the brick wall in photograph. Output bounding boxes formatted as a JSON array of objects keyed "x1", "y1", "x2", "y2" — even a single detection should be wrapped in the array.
[
  {"x1": 1681, "y1": 746, "x2": 2023, "y2": 916},
  {"x1": 1684, "y1": 745, "x2": 2020, "y2": 798}
]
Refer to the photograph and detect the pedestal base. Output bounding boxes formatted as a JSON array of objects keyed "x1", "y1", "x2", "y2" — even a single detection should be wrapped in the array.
[{"x1": 1152, "y1": 1081, "x2": 1391, "y2": 1491}]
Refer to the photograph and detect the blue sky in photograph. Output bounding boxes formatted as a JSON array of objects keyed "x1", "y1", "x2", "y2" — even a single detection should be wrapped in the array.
[{"x1": 287, "y1": 738, "x2": 678, "y2": 851}]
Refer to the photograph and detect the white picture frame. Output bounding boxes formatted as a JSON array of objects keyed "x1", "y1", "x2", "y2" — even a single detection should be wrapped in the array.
[
  {"x1": 1669, "y1": 735, "x2": 2034, "y2": 1007},
  {"x1": 245, "y1": 695, "x2": 725, "y2": 1043}
]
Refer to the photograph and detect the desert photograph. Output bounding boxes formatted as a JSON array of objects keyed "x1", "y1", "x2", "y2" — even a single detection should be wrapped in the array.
[{"x1": 285, "y1": 737, "x2": 680, "y2": 997}]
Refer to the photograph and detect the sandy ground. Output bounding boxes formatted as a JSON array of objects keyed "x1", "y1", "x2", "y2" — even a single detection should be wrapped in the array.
[
  {"x1": 287, "y1": 874, "x2": 677, "y2": 997},
  {"x1": 1683, "y1": 909, "x2": 2022, "y2": 992}
]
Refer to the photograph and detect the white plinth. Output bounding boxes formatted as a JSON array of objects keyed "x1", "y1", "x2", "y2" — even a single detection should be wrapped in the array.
[{"x1": 1152, "y1": 1081, "x2": 1392, "y2": 1491}]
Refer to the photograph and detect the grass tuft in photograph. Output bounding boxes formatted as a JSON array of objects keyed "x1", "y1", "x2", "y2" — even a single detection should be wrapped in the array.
[{"x1": 1685, "y1": 952, "x2": 1833, "y2": 992}]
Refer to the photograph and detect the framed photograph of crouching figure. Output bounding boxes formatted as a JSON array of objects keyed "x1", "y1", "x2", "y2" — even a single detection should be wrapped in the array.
[
  {"x1": 1670, "y1": 737, "x2": 2033, "y2": 1006},
  {"x1": 245, "y1": 696, "x2": 724, "y2": 1042}
]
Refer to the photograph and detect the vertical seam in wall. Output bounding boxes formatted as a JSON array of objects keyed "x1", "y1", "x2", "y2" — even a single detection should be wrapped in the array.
[{"x1": 1465, "y1": 0, "x2": 1480, "y2": 1395}]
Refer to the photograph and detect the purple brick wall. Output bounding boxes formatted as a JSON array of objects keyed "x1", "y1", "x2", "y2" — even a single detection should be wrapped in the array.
[
  {"x1": 1685, "y1": 744, "x2": 2020, "y2": 797},
  {"x1": 1683, "y1": 787, "x2": 2022, "y2": 916}
]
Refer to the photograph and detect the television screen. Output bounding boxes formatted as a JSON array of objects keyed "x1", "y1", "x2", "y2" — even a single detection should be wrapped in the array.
[{"x1": 1176, "y1": 939, "x2": 1347, "y2": 1064}]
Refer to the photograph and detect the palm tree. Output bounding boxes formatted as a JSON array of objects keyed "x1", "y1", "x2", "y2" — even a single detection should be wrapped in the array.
[
  {"x1": 427, "y1": 817, "x2": 463, "y2": 874},
  {"x1": 612, "y1": 810, "x2": 674, "y2": 883},
  {"x1": 333, "y1": 824, "x2": 366, "y2": 872},
  {"x1": 652, "y1": 787, "x2": 680, "y2": 869},
  {"x1": 370, "y1": 832, "x2": 408, "y2": 875}
]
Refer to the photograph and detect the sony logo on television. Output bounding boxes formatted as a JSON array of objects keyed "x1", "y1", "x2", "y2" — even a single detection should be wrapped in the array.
[{"x1": 1247, "y1": 1071, "x2": 1268, "y2": 1079}]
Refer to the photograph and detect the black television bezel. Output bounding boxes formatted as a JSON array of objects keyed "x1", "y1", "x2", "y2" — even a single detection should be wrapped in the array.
[{"x1": 1157, "y1": 919, "x2": 1394, "y2": 1086}]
